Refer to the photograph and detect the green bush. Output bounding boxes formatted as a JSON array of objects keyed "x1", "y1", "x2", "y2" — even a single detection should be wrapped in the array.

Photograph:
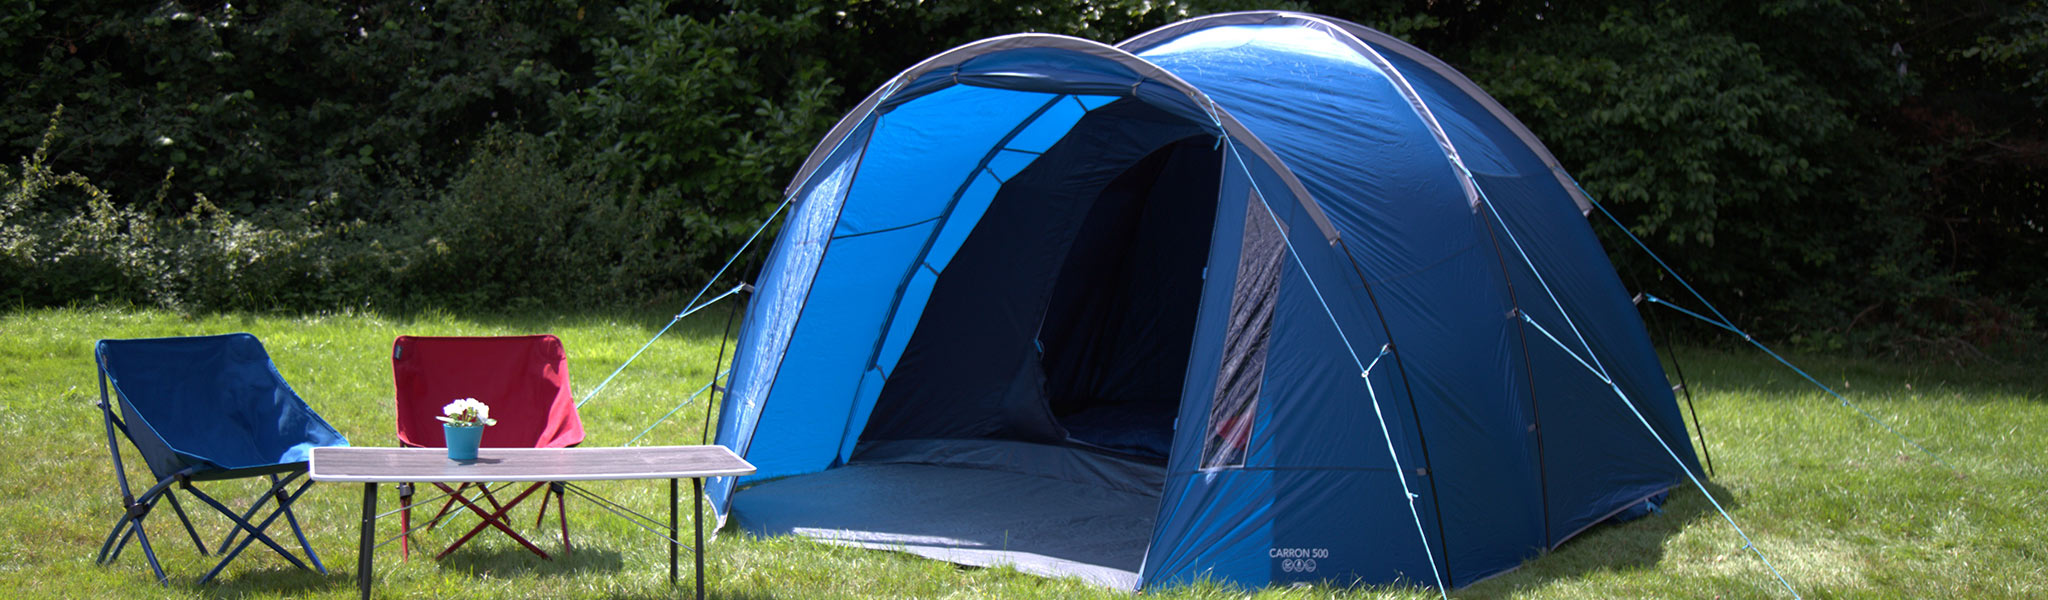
[
  {"x1": 1, "y1": 109, "x2": 682, "y2": 313},
  {"x1": 3, "y1": 107, "x2": 352, "y2": 311},
  {"x1": 391, "y1": 130, "x2": 677, "y2": 310},
  {"x1": 1459, "y1": 2, "x2": 2042, "y2": 358}
]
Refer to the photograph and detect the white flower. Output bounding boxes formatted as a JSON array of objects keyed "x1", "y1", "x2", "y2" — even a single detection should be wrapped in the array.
[{"x1": 435, "y1": 398, "x2": 497, "y2": 427}]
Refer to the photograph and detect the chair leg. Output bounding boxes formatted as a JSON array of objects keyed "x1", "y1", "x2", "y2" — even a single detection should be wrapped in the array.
[
  {"x1": 553, "y1": 482, "x2": 572, "y2": 555},
  {"x1": 101, "y1": 479, "x2": 175, "y2": 567},
  {"x1": 95, "y1": 371, "x2": 167, "y2": 585},
  {"x1": 132, "y1": 519, "x2": 169, "y2": 586},
  {"x1": 98, "y1": 511, "x2": 173, "y2": 586},
  {"x1": 425, "y1": 482, "x2": 469, "y2": 531},
  {"x1": 184, "y1": 480, "x2": 316, "y2": 584},
  {"x1": 273, "y1": 476, "x2": 326, "y2": 575},
  {"x1": 212, "y1": 477, "x2": 283, "y2": 555},
  {"x1": 435, "y1": 482, "x2": 550, "y2": 560},
  {"x1": 97, "y1": 506, "x2": 135, "y2": 565},
  {"x1": 99, "y1": 516, "x2": 135, "y2": 565},
  {"x1": 164, "y1": 492, "x2": 208, "y2": 556},
  {"x1": 474, "y1": 482, "x2": 512, "y2": 514},
  {"x1": 532, "y1": 482, "x2": 571, "y2": 555},
  {"x1": 416, "y1": 481, "x2": 490, "y2": 554},
  {"x1": 535, "y1": 484, "x2": 550, "y2": 527}
]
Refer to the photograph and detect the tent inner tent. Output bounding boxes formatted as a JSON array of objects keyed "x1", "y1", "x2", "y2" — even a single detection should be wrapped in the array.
[{"x1": 708, "y1": 11, "x2": 1702, "y2": 591}]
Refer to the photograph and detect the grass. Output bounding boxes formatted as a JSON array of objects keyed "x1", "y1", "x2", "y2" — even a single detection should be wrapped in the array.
[{"x1": 0, "y1": 306, "x2": 2040, "y2": 599}]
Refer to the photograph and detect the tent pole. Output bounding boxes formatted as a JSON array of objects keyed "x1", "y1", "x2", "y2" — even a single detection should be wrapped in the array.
[
  {"x1": 1471, "y1": 205, "x2": 1556, "y2": 549},
  {"x1": 702, "y1": 291, "x2": 745, "y2": 446},
  {"x1": 1640, "y1": 288, "x2": 1715, "y2": 478},
  {"x1": 1334, "y1": 240, "x2": 1455, "y2": 586}
]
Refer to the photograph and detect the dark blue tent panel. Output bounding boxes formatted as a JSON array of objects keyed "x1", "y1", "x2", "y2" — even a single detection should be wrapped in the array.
[{"x1": 711, "y1": 12, "x2": 1697, "y2": 592}]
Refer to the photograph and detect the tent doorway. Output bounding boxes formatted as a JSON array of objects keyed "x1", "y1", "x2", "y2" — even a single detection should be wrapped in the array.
[
  {"x1": 856, "y1": 98, "x2": 1221, "y2": 465},
  {"x1": 734, "y1": 101, "x2": 1223, "y2": 587},
  {"x1": 1038, "y1": 133, "x2": 1219, "y2": 461}
]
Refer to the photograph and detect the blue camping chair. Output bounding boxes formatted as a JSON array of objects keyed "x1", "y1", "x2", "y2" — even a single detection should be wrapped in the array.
[{"x1": 93, "y1": 333, "x2": 350, "y2": 584}]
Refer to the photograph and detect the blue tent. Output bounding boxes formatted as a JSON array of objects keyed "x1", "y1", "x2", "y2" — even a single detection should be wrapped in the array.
[{"x1": 710, "y1": 11, "x2": 1700, "y2": 591}]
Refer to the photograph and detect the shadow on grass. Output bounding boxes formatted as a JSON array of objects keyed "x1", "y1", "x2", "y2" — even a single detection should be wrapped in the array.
[
  {"x1": 670, "y1": 590, "x2": 785, "y2": 600},
  {"x1": 433, "y1": 545, "x2": 628, "y2": 577},
  {"x1": 571, "y1": 589, "x2": 786, "y2": 600},
  {"x1": 186, "y1": 565, "x2": 353, "y2": 599},
  {"x1": 1454, "y1": 481, "x2": 1732, "y2": 599},
  {"x1": 195, "y1": 544, "x2": 776, "y2": 599}
]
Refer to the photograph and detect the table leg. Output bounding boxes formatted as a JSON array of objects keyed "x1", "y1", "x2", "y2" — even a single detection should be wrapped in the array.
[
  {"x1": 357, "y1": 482, "x2": 377, "y2": 600},
  {"x1": 694, "y1": 477, "x2": 705, "y2": 600},
  {"x1": 668, "y1": 478, "x2": 678, "y2": 587}
]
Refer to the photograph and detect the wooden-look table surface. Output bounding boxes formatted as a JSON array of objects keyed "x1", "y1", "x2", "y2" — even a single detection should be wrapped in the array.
[{"x1": 309, "y1": 445, "x2": 755, "y2": 483}]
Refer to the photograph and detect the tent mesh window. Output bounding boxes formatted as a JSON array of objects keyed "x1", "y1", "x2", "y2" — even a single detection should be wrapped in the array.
[{"x1": 1202, "y1": 191, "x2": 1287, "y2": 469}]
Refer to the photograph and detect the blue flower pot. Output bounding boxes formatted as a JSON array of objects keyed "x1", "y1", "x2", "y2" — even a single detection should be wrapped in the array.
[{"x1": 444, "y1": 424, "x2": 484, "y2": 461}]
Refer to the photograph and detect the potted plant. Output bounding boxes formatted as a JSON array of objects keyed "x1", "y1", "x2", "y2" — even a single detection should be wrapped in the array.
[{"x1": 437, "y1": 398, "x2": 497, "y2": 461}]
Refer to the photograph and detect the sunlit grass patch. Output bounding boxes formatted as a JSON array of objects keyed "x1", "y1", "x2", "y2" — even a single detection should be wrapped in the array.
[{"x1": 0, "y1": 309, "x2": 2039, "y2": 598}]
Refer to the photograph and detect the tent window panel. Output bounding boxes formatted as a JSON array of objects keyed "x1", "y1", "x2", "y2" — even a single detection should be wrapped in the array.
[{"x1": 1201, "y1": 191, "x2": 1287, "y2": 469}]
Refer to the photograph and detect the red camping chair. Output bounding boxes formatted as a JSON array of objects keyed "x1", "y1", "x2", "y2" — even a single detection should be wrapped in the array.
[{"x1": 392, "y1": 334, "x2": 585, "y2": 560}]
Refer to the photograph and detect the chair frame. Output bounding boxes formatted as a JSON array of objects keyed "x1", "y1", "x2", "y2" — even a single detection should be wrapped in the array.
[
  {"x1": 93, "y1": 357, "x2": 328, "y2": 585},
  {"x1": 396, "y1": 470, "x2": 574, "y2": 560},
  {"x1": 389, "y1": 334, "x2": 581, "y2": 560}
]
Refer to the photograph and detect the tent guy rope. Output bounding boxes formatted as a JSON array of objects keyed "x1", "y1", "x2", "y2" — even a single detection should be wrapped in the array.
[
  {"x1": 589, "y1": 73, "x2": 890, "y2": 423},
  {"x1": 1566, "y1": 174, "x2": 1957, "y2": 474},
  {"x1": 1521, "y1": 313, "x2": 1803, "y2": 599},
  {"x1": 1466, "y1": 164, "x2": 1613, "y2": 381},
  {"x1": 1643, "y1": 295, "x2": 1958, "y2": 473},
  {"x1": 1461, "y1": 159, "x2": 1801, "y2": 597},
  {"x1": 626, "y1": 369, "x2": 730, "y2": 447},
  {"x1": 1233, "y1": 147, "x2": 1450, "y2": 598},
  {"x1": 575, "y1": 195, "x2": 786, "y2": 411}
]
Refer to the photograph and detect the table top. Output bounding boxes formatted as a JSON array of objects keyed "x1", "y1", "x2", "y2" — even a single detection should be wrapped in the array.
[{"x1": 308, "y1": 446, "x2": 755, "y2": 483}]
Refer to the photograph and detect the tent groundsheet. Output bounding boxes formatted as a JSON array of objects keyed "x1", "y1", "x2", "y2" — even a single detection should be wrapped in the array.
[{"x1": 731, "y1": 439, "x2": 1163, "y2": 589}]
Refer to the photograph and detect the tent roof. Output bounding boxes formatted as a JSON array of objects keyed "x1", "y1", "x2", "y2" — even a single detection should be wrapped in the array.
[
  {"x1": 781, "y1": 32, "x2": 1341, "y2": 243},
  {"x1": 1120, "y1": 11, "x2": 1592, "y2": 215}
]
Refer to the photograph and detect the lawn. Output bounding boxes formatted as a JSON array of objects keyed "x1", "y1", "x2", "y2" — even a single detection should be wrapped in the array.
[{"x1": 0, "y1": 307, "x2": 2040, "y2": 599}]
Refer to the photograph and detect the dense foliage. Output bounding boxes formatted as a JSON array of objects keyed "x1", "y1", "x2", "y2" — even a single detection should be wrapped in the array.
[
  {"x1": 3, "y1": 0, "x2": 2041, "y2": 356},
  {"x1": 1456, "y1": 0, "x2": 2046, "y2": 355}
]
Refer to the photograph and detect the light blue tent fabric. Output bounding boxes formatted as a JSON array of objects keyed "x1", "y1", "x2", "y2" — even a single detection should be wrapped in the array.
[{"x1": 709, "y1": 12, "x2": 1699, "y2": 591}]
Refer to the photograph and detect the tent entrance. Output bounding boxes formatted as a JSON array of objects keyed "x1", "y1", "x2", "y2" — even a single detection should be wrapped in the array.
[
  {"x1": 1037, "y1": 133, "x2": 1218, "y2": 461},
  {"x1": 730, "y1": 100, "x2": 1222, "y2": 588},
  {"x1": 857, "y1": 98, "x2": 1222, "y2": 466}
]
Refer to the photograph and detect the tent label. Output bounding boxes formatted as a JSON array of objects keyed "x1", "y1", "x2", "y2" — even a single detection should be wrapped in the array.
[{"x1": 1271, "y1": 547, "x2": 1328, "y2": 573}]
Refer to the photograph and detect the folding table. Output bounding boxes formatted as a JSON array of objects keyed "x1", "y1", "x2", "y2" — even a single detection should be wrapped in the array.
[{"x1": 308, "y1": 446, "x2": 754, "y2": 600}]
